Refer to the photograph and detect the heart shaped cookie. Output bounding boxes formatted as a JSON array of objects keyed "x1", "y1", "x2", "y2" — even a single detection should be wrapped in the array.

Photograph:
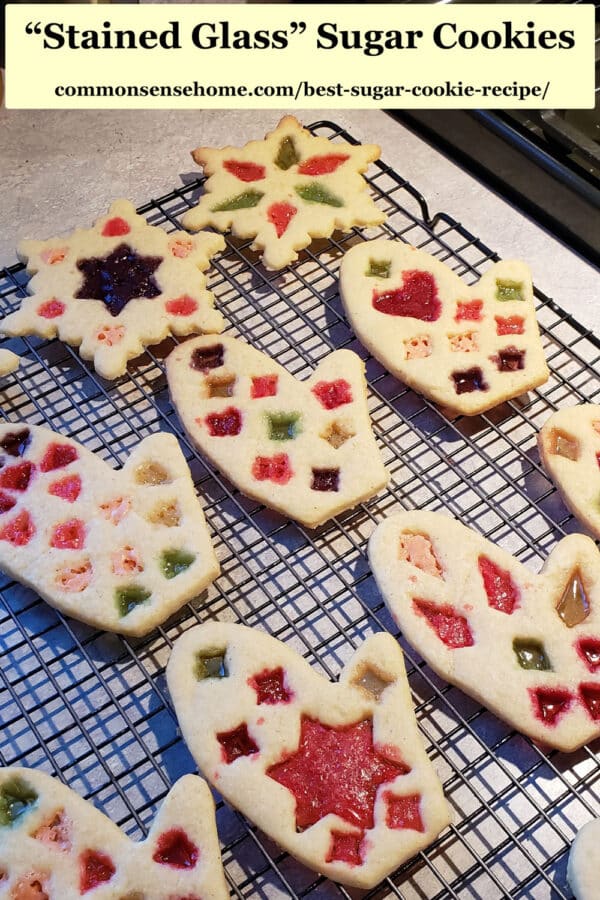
[
  {"x1": 167, "y1": 623, "x2": 450, "y2": 889},
  {"x1": 2, "y1": 200, "x2": 225, "y2": 379},
  {"x1": 369, "y1": 511, "x2": 600, "y2": 752},
  {"x1": 339, "y1": 240, "x2": 549, "y2": 415},
  {"x1": 166, "y1": 335, "x2": 388, "y2": 527},
  {"x1": 0, "y1": 423, "x2": 219, "y2": 636},
  {"x1": 539, "y1": 404, "x2": 600, "y2": 540},
  {"x1": 182, "y1": 115, "x2": 385, "y2": 270},
  {"x1": 0, "y1": 769, "x2": 228, "y2": 899},
  {"x1": 568, "y1": 819, "x2": 599, "y2": 900}
]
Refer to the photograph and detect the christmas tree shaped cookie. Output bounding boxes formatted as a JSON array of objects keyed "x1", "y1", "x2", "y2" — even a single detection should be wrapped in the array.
[
  {"x1": 568, "y1": 819, "x2": 600, "y2": 900},
  {"x1": 182, "y1": 116, "x2": 385, "y2": 270},
  {"x1": 0, "y1": 769, "x2": 228, "y2": 899},
  {"x1": 167, "y1": 623, "x2": 451, "y2": 889},
  {"x1": 166, "y1": 335, "x2": 388, "y2": 527},
  {"x1": 2, "y1": 200, "x2": 225, "y2": 379},
  {"x1": 539, "y1": 404, "x2": 600, "y2": 541},
  {"x1": 0, "y1": 423, "x2": 219, "y2": 636},
  {"x1": 369, "y1": 511, "x2": 600, "y2": 752},
  {"x1": 340, "y1": 240, "x2": 549, "y2": 415}
]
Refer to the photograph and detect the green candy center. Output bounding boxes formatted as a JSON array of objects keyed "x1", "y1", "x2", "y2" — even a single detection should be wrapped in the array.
[
  {"x1": 116, "y1": 585, "x2": 151, "y2": 617},
  {"x1": 212, "y1": 190, "x2": 264, "y2": 212},
  {"x1": 366, "y1": 259, "x2": 391, "y2": 278},
  {"x1": 195, "y1": 650, "x2": 228, "y2": 680},
  {"x1": 267, "y1": 412, "x2": 301, "y2": 441},
  {"x1": 295, "y1": 183, "x2": 344, "y2": 207},
  {"x1": 0, "y1": 778, "x2": 38, "y2": 827},
  {"x1": 275, "y1": 137, "x2": 300, "y2": 170},
  {"x1": 161, "y1": 549, "x2": 196, "y2": 580},
  {"x1": 513, "y1": 638, "x2": 552, "y2": 671},
  {"x1": 495, "y1": 279, "x2": 524, "y2": 302}
]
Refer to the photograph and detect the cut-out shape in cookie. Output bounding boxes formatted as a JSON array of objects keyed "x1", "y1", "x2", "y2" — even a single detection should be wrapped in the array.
[
  {"x1": 182, "y1": 116, "x2": 385, "y2": 270},
  {"x1": 0, "y1": 768, "x2": 228, "y2": 899},
  {"x1": 0, "y1": 423, "x2": 218, "y2": 636},
  {"x1": 569, "y1": 819, "x2": 600, "y2": 900},
  {"x1": 369, "y1": 510, "x2": 600, "y2": 751},
  {"x1": 166, "y1": 335, "x2": 388, "y2": 528},
  {"x1": 539, "y1": 404, "x2": 600, "y2": 541},
  {"x1": 167, "y1": 623, "x2": 450, "y2": 889},
  {"x1": 340, "y1": 240, "x2": 548, "y2": 416},
  {"x1": 3, "y1": 200, "x2": 225, "y2": 379}
]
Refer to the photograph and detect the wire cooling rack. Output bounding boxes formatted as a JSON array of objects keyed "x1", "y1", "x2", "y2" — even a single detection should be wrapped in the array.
[{"x1": 0, "y1": 120, "x2": 599, "y2": 900}]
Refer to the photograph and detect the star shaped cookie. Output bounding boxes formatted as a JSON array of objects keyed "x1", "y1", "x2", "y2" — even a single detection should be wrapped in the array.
[
  {"x1": 2, "y1": 200, "x2": 225, "y2": 379},
  {"x1": 167, "y1": 623, "x2": 451, "y2": 889},
  {"x1": 182, "y1": 116, "x2": 385, "y2": 270}
]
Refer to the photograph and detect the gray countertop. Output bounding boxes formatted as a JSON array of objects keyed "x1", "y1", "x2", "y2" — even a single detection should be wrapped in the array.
[{"x1": 0, "y1": 107, "x2": 598, "y2": 330}]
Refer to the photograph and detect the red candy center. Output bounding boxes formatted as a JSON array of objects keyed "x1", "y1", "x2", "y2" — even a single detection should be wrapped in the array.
[
  {"x1": 249, "y1": 667, "x2": 293, "y2": 705},
  {"x1": 530, "y1": 687, "x2": 573, "y2": 726},
  {"x1": 152, "y1": 828, "x2": 199, "y2": 869},
  {"x1": 385, "y1": 792, "x2": 424, "y2": 832},
  {"x1": 79, "y1": 849, "x2": 116, "y2": 893},
  {"x1": 50, "y1": 518, "x2": 86, "y2": 550},
  {"x1": 413, "y1": 598, "x2": 474, "y2": 649},
  {"x1": 0, "y1": 510, "x2": 35, "y2": 546},
  {"x1": 580, "y1": 683, "x2": 600, "y2": 721},
  {"x1": 37, "y1": 298, "x2": 66, "y2": 319},
  {"x1": 40, "y1": 443, "x2": 78, "y2": 472},
  {"x1": 251, "y1": 375, "x2": 278, "y2": 399},
  {"x1": 48, "y1": 474, "x2": 82, "y2": 503},
  {"x1": 205, "y1": 407, "x2": 242, "y2": 437},
  {"x1": 217, "y1": 723, "x2": 259, "y2": 764},
  {"x1": 495, "y1": 315, "x2": 525, "y2": 335},
  {"x1": 373, "y1": 271, "x2": 441, "y2": 322},
  {"x1": 297, "y1": 154, "x2": 349, "y2": 175},
  {"x1": 166, "y1": 296, "x2": 198, "y2": 316},
  {"x1": 0, "y1": 491, "x2": 16, "y2": 514},
  {"x1": 577, "y1": 638, "x2": 600, "y2": 672},
  {"x1": 326, "y1": 830, "x2": 363, "y2": 866},
  {"x1": 251, "y1": 453, "x2": 293, "y2": 485},
  {"x1": 267, "y1": 202, "x2": 297, "y2": 238},
  {"x1": 267, "y1": 716, "x2": 408, "y2": 831},
  {"x1": 101, "y1": 217, "x2": 130, "y2": 237},
  {"x1": 0, "y1": 461, "x2": 34, "y2": 492},
  {"x1": 223, "y1": 159, "x2": 266, "y2": 182},
  {"x1": 478, "y1": 556, "x2": 519, "y2": 614},
  {"x1": 455, "y1": 299, "x2": 483, "y2": 321},
  {"x1": 312, "y1": 379, "x2": 353, "y2": 410}
]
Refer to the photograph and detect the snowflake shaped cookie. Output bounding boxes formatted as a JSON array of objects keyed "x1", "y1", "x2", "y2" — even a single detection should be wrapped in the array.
[
  {"x1": 539, "y1": 404, "x2": 600, "y2": 541},
  {"x1": 3, "y1": 200, "x2": 225, "y2": 379},
  {"x1": 166, "y1": 334, "x2": 388, "y2": 527},
  {"x1": 182, "y1": 116, "x2": 385, "y2": 270},
  {"x1": 167, "y1": 623, "x2": 451, "y2": 889},
  {"x1": 370, "y1": 511, "x2": 600, "y2": 752},
  {"x1": 0, "y1": 423, "x2": 219, "y2": 636},
  {"x1": 340, "y1": 240, "x2": 549, "y2": 415},
  {"x1": 0, "y1": 769, "x2": 228, "y2": 899}
]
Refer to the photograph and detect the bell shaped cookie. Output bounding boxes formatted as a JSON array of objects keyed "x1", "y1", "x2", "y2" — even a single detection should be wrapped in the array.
[
  {"x1": 182, "y1": 115, "x2": 385, "y2": 270},
  {"x1": 0, "y1": 423, "x2": 219, "y2": 636},
  {"x1": 369, "y1": 511, "x2": 600, "y2": 752},
  {"x1": 339, "y1": 240, "x2": 549, "y2": 415},
  {"x1": 166, "y1": 335, "x2": 388, "y2": 528},
  {"x1": 539, "y1": 404, "x2": 600, "y2": 541},
  {"x1": 0, "y1": 769, "x2": 228, "y2": 899},
  {"x1": 167, "y1": 623, "x2": 451, "y2": 889},
  {"x1": 568, "y1": 819, "x2": 600, "y2": 900},
  {"x1": 2, "y1": 200, "x2": 224, "y2": 379}
]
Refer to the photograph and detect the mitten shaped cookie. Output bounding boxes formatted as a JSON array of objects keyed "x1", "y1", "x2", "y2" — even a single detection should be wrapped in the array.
[
  {"x1": 369, "y1": 511, "x2": 600, "y2": 752},
  {"x1": 182, "y1": 116, "x2": 385, "y2": 270},
  {"x1": 2, "y1": 200, "x2": 224, "y2": 379},
  {"x1": 539, "y1": 404, "x2": 600, "y2": 540},
  {"x1": 339, "y1": 240, "x2": 548, "y2": 415},
  {"x1": 0, "y1": 769, "x2": 228, "y2": 899},
  {"x1": 568, "y1": 819, "x2": 600, "y2": 900},
  {"x1": 0, "y1": 423, "x2": 219, "y2": 636},
  {"x1": 166, "y1": 335, "x2": 388, "y2": 527},
  {"x1": 167, "y1": 623, "x2": 451, "y2": 889}
]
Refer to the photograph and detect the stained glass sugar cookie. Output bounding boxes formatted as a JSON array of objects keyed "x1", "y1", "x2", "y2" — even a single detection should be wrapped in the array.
[
  {"x1": 182, "y1": 115, "x2": 385, "y2": 270},
  {"x1": 166, "y1": 334, "x2": 388, "y2": 528},
  {"x1": 539, "y1": 404, "x2": 600, "y2": 541},
  {"x1": 0, "y1": 423, "x2": 219, "y2": 636},
  {"x1": 568, "y1": 819, "x2": 600, "y2": 900},
  {"x1": 2, "y1": 200, "x2": 225, "y2": 379},
  {"x1": 0, "y1": 769, "x2": 228, "y2": 899},
  {"x1": 369, "y1": 510, "x2": 600, "y2": 752},
  {"x1": 339, "y1": 240, "x2": 549, "y2": 415},
  {"x1": 167, "y1": 623, "x2": 451, "y2": 889}
]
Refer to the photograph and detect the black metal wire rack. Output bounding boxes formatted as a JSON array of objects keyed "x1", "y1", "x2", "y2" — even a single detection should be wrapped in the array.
[{"x1": 1, "y1": 120, "x2": 599, "y2": 900}]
